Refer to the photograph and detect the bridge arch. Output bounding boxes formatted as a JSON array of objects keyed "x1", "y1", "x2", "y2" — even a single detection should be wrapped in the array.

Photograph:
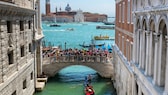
[{"x1": 43, "y1": 62, "x2": 114, "y2": 78}]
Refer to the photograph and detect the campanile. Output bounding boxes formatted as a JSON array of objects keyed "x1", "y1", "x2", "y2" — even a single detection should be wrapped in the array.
[{"x1": 46, "y1": 0, "x2": 50, "y2": 15}]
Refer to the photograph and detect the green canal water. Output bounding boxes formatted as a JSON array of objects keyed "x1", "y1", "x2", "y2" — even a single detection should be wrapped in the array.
[
  {"x1": 35, "y1": 22, "x2": 117, "y2": 95},
  {"x1": 35, "y1": 66, "x2": 116, "y2": 95}
]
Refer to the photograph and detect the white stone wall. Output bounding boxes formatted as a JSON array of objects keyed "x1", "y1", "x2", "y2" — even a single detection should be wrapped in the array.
[
  {"x1": 0, "y1": 1, "x2": 39, "y2": 95},
  {"x1": 112, "y1": 45, "x2": 134, "y2": 95}
]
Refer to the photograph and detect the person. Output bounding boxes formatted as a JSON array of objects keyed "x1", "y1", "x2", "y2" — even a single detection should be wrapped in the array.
[{"x1": 88, "y1": 74, "x2": 92, "y2": 84}]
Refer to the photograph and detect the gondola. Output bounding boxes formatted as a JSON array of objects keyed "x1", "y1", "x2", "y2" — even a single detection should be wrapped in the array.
[{"x1": 84, "y1": 76, "x2": 95, "y2": 95}]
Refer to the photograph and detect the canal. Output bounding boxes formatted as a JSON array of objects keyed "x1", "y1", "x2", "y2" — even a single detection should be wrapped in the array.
[
  {"x1": 35, "y1": 65, "x2": 117, "y2": 95},
  {"x1": 35, "y1": 22, "x2": 116, "y2": 95}
]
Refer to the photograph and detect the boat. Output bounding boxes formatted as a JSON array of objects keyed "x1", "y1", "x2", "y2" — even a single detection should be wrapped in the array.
[
  {"x1": 96, "y1": 26, "x2": 115, "y2": 29},
  {"x1": 50, "y1": 24, "x2": 61, "y2": 27},
  {"x1": 79, "y1": 39, "x2": 105, "y2": 49},
  {"x1": 107, "y1": 44, "x2": 112, "y2": 53},
  {"x1": 94, "y1": 35, "x2": 109, "y2": 40},
  {"x1": 84, "y1": 75, "x2": 95, "y2": 95},
  {"x1": 66, "y1": 28, "x2": 74, "y2": 31},
  {"x1": 103, "y1": 21, "x2": 115, "y2": 25}
]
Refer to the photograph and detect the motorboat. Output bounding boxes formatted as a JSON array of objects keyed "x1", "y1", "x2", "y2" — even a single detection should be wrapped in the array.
[
  {"x1": 50, "y1": 24, "x2": 61, "y2": 27},
  {"x1": 94, "y1": 35, "x2": 109, "y2": 40}
]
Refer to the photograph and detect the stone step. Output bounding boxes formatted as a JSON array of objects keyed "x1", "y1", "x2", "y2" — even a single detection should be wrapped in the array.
[{"x1": 36, "y1": 81, "x2": 45, "y2": 92}]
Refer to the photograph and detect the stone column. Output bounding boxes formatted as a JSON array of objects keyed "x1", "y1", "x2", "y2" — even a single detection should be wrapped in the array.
[
  {"x1": 139, "y1": 31, "x2": 143, "y2": 68},
  {"x1": 157, "y1": 32, "x2": 165, "y2": 86},
  {"x1": 153, "y1": 33, "x2": 160, "y2": 85},
  {"x1": 136, "y1": 29, "x2": 141, "y2": 65},
  {"x1": 148, "y1": 31, "x2": 154, "y2": 76},
  {"x1": 163, "y1": 36, "x2": 168, "y2": 95},
  {"x1": 145, "y1": 31, "x2": 150, "y2": 75},
  {"x1": 133, "y1": 29, "x2": 137, "y2": 64},
  {"x1": 141, "y1": 30, "x2": 146, "y2": 70},
  {"x1": 138, "y1": 84, "x2": 142, "y2": 95}
]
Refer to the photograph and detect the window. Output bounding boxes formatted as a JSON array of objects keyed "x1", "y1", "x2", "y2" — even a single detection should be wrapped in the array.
[
  {"x1": 11, "y1": 91, "x2": 16, "y2": 95},
  {"x1": 28, "y1": 21, "x2": 31, "y2": 29},
  {"x1": 29, "y1": 43, "x2": 32, "y2": 52},
  {"x1": 131, "y1": 0, "x2": 133, "y2": 24},
  {"x1": 7, "y1": 21, "x2": 12, "y2": 33},
  {"x1": 127, "y1": 0, "x2": 131, "y2": 23},
  {"x1": 20, "y1": 21, "x2": 24, "y2": 31},
  {"x1": 31, "y1": 72, "x2": 33, "y2": 80},
  {"x1": 20, "y1": 45, "x2": 24, "y2": 57},
  {"x1": 119, "y1": 4, "x2": 121, "y2": 22},
  {"x1": 23, "y1": 79, "x2": 27, "y2": 89},
  {"x1": 8, "y1": 51, "x2": 14, "y2": 65},
  {"x1": 122, "y1": 2, "x2": 125, "y2": 23}
]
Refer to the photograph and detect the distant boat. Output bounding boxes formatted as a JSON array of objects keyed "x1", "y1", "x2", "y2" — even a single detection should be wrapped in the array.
[
  {"x1": 96, "y1": 26, "x2": 115, "y2": 29},
  {"x1": 79, "y1": 39, "x2": 105, "y2": 49},
  {"x1": 50, "y1": 24, "x2": 61, "y2": 27},
  {"x1": 94, "y1": 35, "x2": 109, "y2": 40},
  {"x1": 103, "y1": 21, "x2": 115, "y2": 25},
  {"x1": 66, "y1": 28, "x2": 74, "y2": 31}
]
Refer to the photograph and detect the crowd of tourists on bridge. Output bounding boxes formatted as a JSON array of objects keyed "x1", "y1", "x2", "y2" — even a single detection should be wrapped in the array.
[
  {"x1": 44, "y1": 48, "x2": 109, "y2": 57},
  {"x1": 43, "y1": 47, "x2": 112, "y2": 63}
]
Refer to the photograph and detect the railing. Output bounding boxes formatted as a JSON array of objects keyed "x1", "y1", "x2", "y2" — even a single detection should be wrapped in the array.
[{"x1": 44, "y1": 55, "x2": 108, "y2": 64}]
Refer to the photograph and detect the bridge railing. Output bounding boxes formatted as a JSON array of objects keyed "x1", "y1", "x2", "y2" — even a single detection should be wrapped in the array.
[{"x1": 44, "y1": 55, "x2": 108, "y2": 64}]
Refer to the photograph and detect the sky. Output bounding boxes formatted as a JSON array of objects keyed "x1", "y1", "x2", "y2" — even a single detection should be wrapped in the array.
[{"x1": 40, "y1": 0, "x2": 116, "y2": 17}]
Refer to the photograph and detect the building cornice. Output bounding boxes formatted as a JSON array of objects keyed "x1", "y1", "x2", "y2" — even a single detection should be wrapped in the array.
[
  {"x1": 0, "y1": 1, "x2": 35, "y2": 16},
  {"x1": 133, "y1": 6, "x2": 168, "y2": 15},
  {"x1": 116, "y1": 26, "x2": 133, "y2": 38}
]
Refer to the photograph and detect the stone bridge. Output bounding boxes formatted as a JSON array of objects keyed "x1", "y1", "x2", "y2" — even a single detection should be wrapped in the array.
[{"x1": 43, "y1": 55, "x2": 114, "y2": 78}]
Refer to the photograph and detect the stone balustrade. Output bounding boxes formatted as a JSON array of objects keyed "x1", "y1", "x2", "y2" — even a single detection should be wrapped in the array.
[{"x1": 44, "y1": 55, "x2": 108, "y2": 64}]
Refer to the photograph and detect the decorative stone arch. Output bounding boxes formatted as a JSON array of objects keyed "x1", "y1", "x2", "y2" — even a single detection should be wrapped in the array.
[
  {"x1": 141, "y1": 15, "x2": 148, "y2": 30},
  {"x1": 148, "y1": 15, "x2": 156, "y2": 31},
  {"x1": 156, "y1": 14, "x2": 168, "y2": 86},
  {"x1": 135, "y1": 16, "x2": 141, "y2": 30},
  {"x1": 158, "y1": 15, "x2": 168, "y2": 34}
]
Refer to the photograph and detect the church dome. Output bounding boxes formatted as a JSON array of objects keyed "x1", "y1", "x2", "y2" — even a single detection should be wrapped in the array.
[{"x1": 65, "y1": 4, "x2": 71, "y2": 12}]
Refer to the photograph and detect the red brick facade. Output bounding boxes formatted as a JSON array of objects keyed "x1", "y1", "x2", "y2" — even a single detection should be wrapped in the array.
[
  {"x1": 115, "y1": 0, "x2": 133, "y2": 61},
  {"x1": 46, "y1": 3, "x2": 50, "y2": 15}
]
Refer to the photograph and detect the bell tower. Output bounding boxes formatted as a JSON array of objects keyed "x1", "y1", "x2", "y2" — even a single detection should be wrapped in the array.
[{"x1": 46, "y1": 0, "x2": 50, "y2": 15}]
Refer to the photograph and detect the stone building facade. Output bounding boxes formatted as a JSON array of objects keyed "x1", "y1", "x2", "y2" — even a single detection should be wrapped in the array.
[
  {"x1": 114, "y1": 0, "x2": 168, "y2": 95},
  {"x1": 113, "y1": 0, "x2": 135, "y2": 95},
  {"x1": 0, "y1": 0, "x2": 43, "y2": 95},
  {"x1": 132, "y1": 0, "x2": 168, "y2": 95}
]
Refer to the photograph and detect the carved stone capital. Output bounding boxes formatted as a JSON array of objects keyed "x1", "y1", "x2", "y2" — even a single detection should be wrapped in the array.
[
  {"x1": 153, "y1": 32, "x2": 161, "y2": 42},
  {"x1": 165, "y1": 36, "x2": 168, "y2": 45}
]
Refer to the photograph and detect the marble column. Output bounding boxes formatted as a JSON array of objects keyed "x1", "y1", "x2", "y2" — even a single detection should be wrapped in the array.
[
  {"x1": 139, "y1": 30, "x2": 143, "y2": 68},
  {"x1": 157, "y1": 32, "x2": 165, "y2": 86},
  {"x1": 133, "y1": 29, "x2": 137, "y2": 64},
  {"x1": 138, "y1": 84, "x2": 142, "y2": 95},
  {"x1": 136, "y1": 29, "x2": 141, "y2": 65},
  {"x1": 163, "y1": 36, "x2": 168, "y2": 95},
  {"x1": 153, "y1": 33, "x2": 160, "y2": 85},
  {"x1": 148, "y1": 31, "x2": 154, "y2": 76},
  {"x1": 145, "y1": 31, "x2": 150, "y2": 75},
  {"x1": 141, "y1": 30, "x2": 146, "y2": 70}
]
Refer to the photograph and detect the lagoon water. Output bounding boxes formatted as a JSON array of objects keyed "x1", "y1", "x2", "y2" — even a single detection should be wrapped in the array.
[{"x1": 35, "y1": 22, "x2": 116, "y2": 95}]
